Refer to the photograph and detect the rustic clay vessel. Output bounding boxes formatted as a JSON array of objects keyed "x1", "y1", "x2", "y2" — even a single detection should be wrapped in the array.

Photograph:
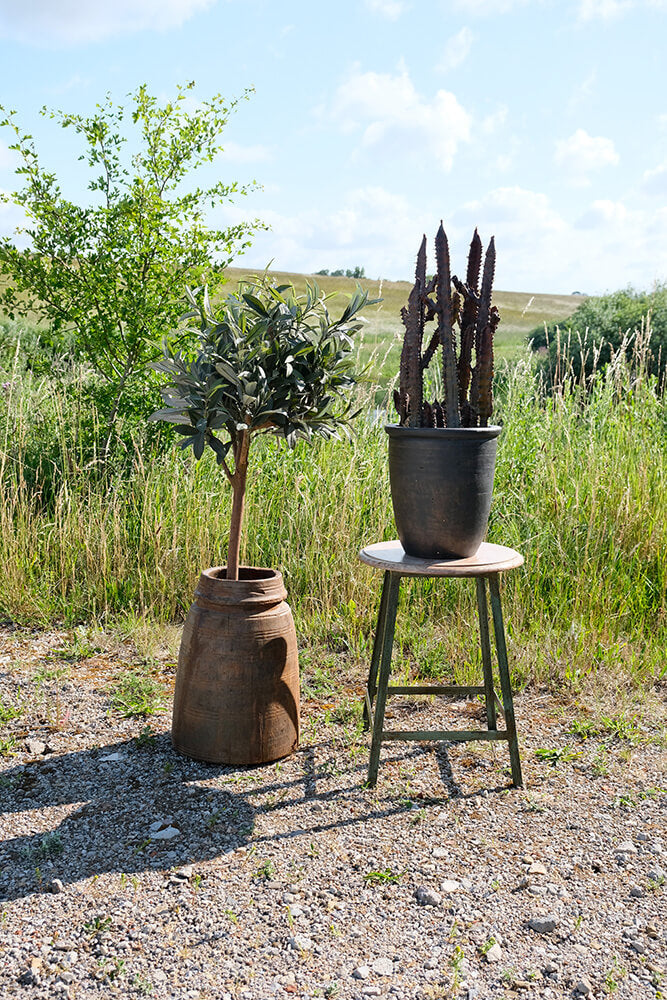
[{"x1": 172, "y1": 567, "x2": 299, "y2": 765}]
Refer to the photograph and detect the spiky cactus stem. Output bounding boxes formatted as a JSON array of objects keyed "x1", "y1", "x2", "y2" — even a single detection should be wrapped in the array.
[
  {"x1": 398, "y1": 236, "x2": 427, "y2": 426},
  {"x1": 471, "y1": 237, "x2": 496, "y2": 423},
  {"x1": 456, "y1": 229, "x2": 482, "y2": 427},
  {"x1": 394, "y1": 225, "x2": 498, "y2": 430},
  {"x1": 435, "y1": 223, "x2": 460, "y2": 428}
]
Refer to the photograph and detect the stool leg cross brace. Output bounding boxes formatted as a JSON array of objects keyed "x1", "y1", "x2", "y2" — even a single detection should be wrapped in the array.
[{"x1": 363, "y1": 570, "x2": 523, "y2": 788}]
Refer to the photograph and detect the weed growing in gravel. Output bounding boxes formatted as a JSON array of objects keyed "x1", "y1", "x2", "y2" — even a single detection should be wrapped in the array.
[
  {"x1": 0, "y1": 691, "x2": 24, "y2": 722},
  {"x1": 568, "y1": 712, "x2": 643, "y2": 744},
  {"x1": 363, "y1": 867, "x2": 403, "y2": 885},
  {"x1": 131, "y1": 973, "x2": 153, "y2": 994},
  {"x1": 50, "y1": 626, "x2": 103, "y2": 661},
  {"x1": 20, "y1": 831, "x2": 64, "y2": 859},
  {"x1": 604, "y1": 956, "x2": 627, "y2": 993},
  {"x1": 521, "y1": 793, "x2": 548, "y2": 813},
  {"x1": 32, "y1": 662, "x2": 70, "y2": 684},
  {"x1": 449, "y1": 944, "x2": 465, "y2": 995},
  {"x1": 0, "y1": 736, "x2": 17, "y2": 756},
  {"x1": 590, "y1": 746, "x2": 610, "y2": 776},
  {"x1": 480, "y1": 936, "x2": 497, "y2": 954},
  {"x1": 534, "y1": 745, "x2": 582, "y2": 766},
  {"x1": 83, "y1": 914, "x2": 112, "y2": 936},
  {"x1": 109, "y1": 668, "x2": 166, "y2": 717},
  {"x1": 134, "y1": 725, "x2": 157, "y2": 748},
  {"x1": 253, "y1": 859, "x2": 276, "y2": 881}
]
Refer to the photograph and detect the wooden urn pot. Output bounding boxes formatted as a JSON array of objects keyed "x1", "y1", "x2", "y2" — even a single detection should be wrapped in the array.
[{"x1": 172, "y1": 567, "x2": 300, "y2": 765}]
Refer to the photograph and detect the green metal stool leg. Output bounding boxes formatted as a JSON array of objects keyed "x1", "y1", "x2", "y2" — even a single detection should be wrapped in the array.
[
  {"x1": 363, "y1": 570, "x2": 391, "y2": 731},
  {"x1": 475, "y1": 576, "x2": 497, "y2": 732},
  {"x1": 367, "y1": 572, "x2": 401, "y2": 787},
  {"x1": 488, "y1": 574, "x2": 523, "y2": 788}
]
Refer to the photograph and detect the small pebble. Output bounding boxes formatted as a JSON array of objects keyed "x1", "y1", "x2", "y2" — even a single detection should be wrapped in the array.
[
  {"x1": 353, "y1": 965, "x2": 371, "y2": 980},
  {"x1": 528, "y1": 915, "x2": 559, "y2": 934}
]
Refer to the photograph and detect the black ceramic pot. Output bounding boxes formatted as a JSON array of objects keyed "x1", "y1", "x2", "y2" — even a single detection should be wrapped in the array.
[{"x1": 386, "y1": 424, "x2": 501, "y2": 559}]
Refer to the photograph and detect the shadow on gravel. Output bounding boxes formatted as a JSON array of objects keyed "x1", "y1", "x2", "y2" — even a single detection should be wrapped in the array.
[
  {"x1": 0, "y1": 732, "x2": 510, "y2": 903},
  {"x1": 0, "y1": 734, "x2": 257, "y2": 903}
]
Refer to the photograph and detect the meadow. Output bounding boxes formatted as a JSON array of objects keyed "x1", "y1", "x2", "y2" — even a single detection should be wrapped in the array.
[{"x1": 0, "y1": 270, "x2": 664, "y2": 733}]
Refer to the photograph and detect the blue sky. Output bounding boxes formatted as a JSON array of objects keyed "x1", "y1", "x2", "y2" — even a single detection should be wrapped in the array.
[{"x1": 0, "y1": 0, "x2": 666, "y2": 294}]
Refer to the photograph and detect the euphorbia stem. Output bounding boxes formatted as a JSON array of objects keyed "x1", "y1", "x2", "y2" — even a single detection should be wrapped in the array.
[{"x1": 226, "y1": 430, "x2": 250, "y2": 581}]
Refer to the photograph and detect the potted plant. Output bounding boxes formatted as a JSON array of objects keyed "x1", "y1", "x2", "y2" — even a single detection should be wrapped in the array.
[
  {"x1": 389, "y1": 223, "x2": 501, "y2": 559},
  {"x1": 151, "y1": 277, "x2": 376, "y2": 764}
]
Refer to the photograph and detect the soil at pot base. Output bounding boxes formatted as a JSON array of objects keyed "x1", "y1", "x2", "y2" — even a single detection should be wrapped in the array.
[
  {"x1": 387, "y1": 425, "x2": 501, "y2": 559},
  {"x1": 172, "y1": 567, "x2": 300, "y2": 765}
]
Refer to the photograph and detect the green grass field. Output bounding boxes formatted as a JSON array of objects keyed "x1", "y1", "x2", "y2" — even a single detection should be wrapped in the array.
[
  {"x1": 0, "y1": 267, "x2": 664, "y2": 734},
  {"x1": 222, "y1": 266, "x2": 582, "y2": 378}
]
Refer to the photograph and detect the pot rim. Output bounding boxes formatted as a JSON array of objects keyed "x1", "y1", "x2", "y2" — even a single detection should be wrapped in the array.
[
  {"x1": 195, "y1": 566, "x2": 287, "y2": 607},
  {"x1": 202, "y1": 566, "x2": 281, "y2": 582},
  {"x1": 385, "y1": 423, "x2": 501, "y2": 439}
]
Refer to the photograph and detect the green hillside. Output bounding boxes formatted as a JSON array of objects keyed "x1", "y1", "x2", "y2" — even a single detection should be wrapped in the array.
[{"x1": 223, "y1": 266, "x2": 583, "y2": 379}]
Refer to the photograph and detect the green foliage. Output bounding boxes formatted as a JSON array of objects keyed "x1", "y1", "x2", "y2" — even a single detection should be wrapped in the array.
[
  {"x1": 0, "y1": 82, "x2": 262, "y2": 443},
  {"x1": 534, "y1": 745, "x2": 582, "y2": 766},
  {"x1": 0, "y1": 693, "x2": 24, "y2": 722},
  {"x1": 153, "y1": 279, "x2": 376, "y2": 459},
  {"x1": 318, "y1": 267, "x2": 366, "y2": 278},
  {"x1": 151, "y1": 277, "x2": 377, "y2": 574},
  {"x1": 109, "y1": 668, "x2": 166, "y2": 717},
  {"x1": 363, "y1": 867, "x2": 403, "y2": 884},
  {"x1": 529, "y1": 284, "x2": 667, "y2": 383}
]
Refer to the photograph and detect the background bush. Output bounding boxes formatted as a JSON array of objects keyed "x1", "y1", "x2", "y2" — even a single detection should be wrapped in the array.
[{"x1": 529, "y1": 284, "x2": 667, "y2": 385}]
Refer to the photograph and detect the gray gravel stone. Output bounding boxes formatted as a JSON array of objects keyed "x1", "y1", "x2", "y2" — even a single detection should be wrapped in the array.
[
  {"x1": 414, "y1": 885, "x2": 442, "y2": 906},
  {"x1": 372, "y1": 957, "x2": 394, "y2": 976},
  {"x1": 353, "y1": 965, "x2": 371, "y2": 980},
  {"x1": 528, "y1": 915, "x2": 560, "y2": 934}
]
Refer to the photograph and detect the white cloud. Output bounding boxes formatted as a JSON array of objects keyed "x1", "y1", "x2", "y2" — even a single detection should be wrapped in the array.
[
  {"x1": 330, "y1": 65, "x2": 471, "y2": 171},
  {"x1": 221, "y1": 141, "x2": 273, "y2": 165},
  {"x1": 450, "y1": 186, "x2": 667, "y2": 294},
  {"x1": 0, "y1": 0, "x2": 215, "y2": 45},
  {"x1": 574, "y1": 199, "x2": 629, "y2": 227},
  {"x1": 214, "y1": 182, "x2": 667, "y2": 295},
  {"x1": 364, "y1": 0, "x2": 407, "y2": 19},
  {"x1": 554, "y1": 128, "x2": 619, "y2": 184},
  {"x1": 641, "y1": 161, "x2": 667, "y2": 195},
  {"x1": 437, "y1": 26, "x2": 474, "y2": 72},
  {"x1": 568, "y1": 70, "x2": 597, "y2": 112},
  {"x1": 481, "y1": 105, "x2": 508, "y2": 134},
  {"x1": 451, "y1": 0, "x2": 529, "y2": 12},
  {"x1": 577, "y1": 0, "x2": 632, "y2": 18},
  {"x1": 215, "y1": 186, "x2": 429, "y2": 281}
]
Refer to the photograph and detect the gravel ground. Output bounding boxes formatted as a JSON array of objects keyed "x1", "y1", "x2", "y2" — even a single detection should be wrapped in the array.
[{"x1": 0, "y1": 626, "x2": 665, "y2": 1000}]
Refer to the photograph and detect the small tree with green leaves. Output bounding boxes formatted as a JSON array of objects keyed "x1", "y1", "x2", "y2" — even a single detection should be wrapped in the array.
[
  {"x1": 0, "y1": 82, "x2": 262, "y2": 451},
  {"x1": 151, "y1": 278, "x2": 377, "y2": 579}
]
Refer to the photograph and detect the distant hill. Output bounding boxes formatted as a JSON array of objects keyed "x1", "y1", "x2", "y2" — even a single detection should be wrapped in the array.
[{"x1": 222, "y1": 266, "x2": 583, "y2": 367}]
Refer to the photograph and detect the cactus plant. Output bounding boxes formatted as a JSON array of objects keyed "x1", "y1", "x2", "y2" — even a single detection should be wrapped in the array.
[{"x1": 393, "y1": 223, "x2": 500, "y2": 429}]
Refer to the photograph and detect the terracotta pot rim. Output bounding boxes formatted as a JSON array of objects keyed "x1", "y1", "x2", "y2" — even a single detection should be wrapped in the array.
[
  {"x1": 202, "y1": 566, "x2": 282, "y2": 582},
  {"x1": 385, "y1": 424, "x2": 501, "y2": 439}
]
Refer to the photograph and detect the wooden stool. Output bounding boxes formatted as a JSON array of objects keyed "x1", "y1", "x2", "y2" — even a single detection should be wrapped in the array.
[{"x1": 359, "y1": 541, "x2": 524, "y2": 788}]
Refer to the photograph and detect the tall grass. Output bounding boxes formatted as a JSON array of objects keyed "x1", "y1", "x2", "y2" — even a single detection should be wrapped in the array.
[{"x1": 0, "y1": 332, "x2": 665, "y2": 706}]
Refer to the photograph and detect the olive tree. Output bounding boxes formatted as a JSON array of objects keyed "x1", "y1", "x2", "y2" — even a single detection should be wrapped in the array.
[
  {"x1": 151, "y1": 279, "x2": 377, "y2": 579},
  {"x1": 0, "y1": 82, "x2": 262, "y2": 450}
]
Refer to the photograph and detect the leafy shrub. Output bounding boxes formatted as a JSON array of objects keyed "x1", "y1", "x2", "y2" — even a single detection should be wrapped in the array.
[{"x1": 529, "y1": 284, "x2": 667, "y2": 384}]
